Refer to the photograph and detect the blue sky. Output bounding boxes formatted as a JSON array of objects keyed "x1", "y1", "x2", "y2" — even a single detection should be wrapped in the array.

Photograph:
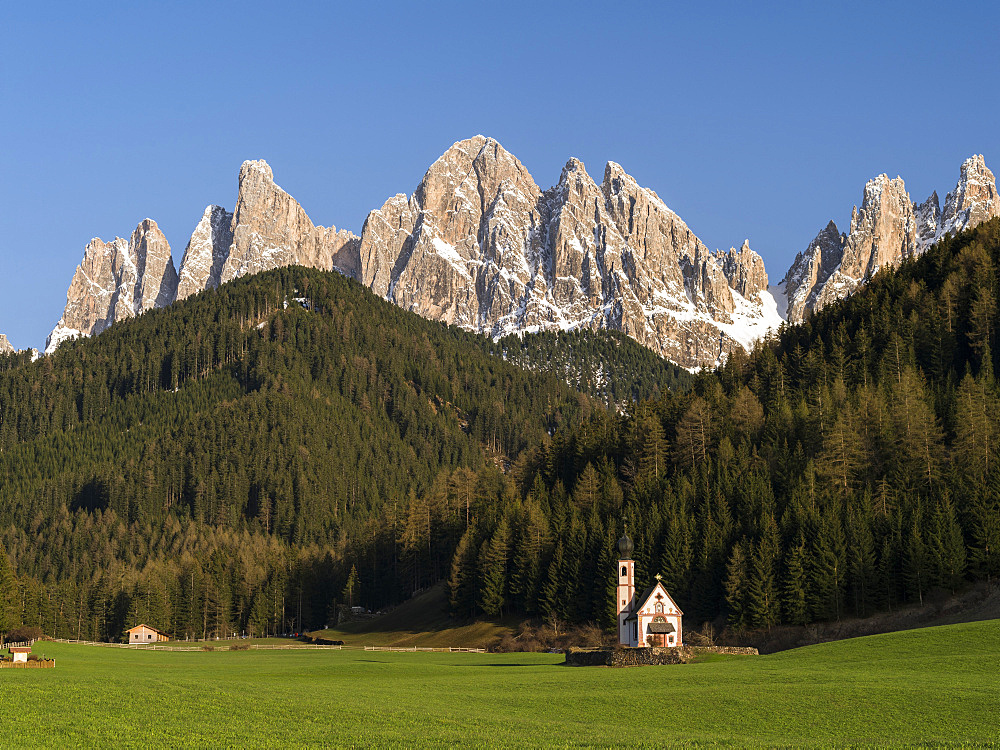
[{"x1": 2, "y1": 1, "x2": 999, "y2": 349}]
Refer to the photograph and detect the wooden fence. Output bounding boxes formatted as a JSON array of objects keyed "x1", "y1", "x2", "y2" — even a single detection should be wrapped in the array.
[
  {"x1": 46, "y1": 638, "x2": 485, "y2": 653},
  {"x1": 0, "y1": 660, "x2": 54, "y2": 669},
  {"x1": 2, "y1": 640, "x2": 36, "y2": 649},
  {"x1": 49, "y1": 639, "x2": 348, "y2": 652}
]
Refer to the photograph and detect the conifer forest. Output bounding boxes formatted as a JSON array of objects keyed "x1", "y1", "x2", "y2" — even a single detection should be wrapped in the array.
[{"x1": 2, "y1": 219, "x2": 1000, "y2": 641}]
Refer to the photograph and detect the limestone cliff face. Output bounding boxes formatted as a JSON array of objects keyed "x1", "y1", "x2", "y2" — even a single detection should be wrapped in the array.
[
  {"x1": 780, "y1": 155, "x2": 1000, "y2": 323},
  {"x1": 915, "y1": 191, "x2": 940, "y2": 248},
  {"x1": 939, "y1": 154, "x2": 1000, "y2": 236},
  {"x1": 839, "y1": 175, "x2": 918, "y2": 283},
  {"x1": 722, "y1": 240, "x2": 769, "y2": 299},
  {"x1": 781, "y1": 221, "x2": 846, "y2": 324},
  {"x1": 49, "y1": 160, "x2": 360, "y2": 351},
  {"x1": 176, "y1": 205, "x2": 233, "y2": 300},
  {"x1": 219, "y1": 160, "x2": 359, "y2": 284},
  {"x1": 46, "y1": 219, "x2": 178, "y2": 353},
  {"x1": 45, "y1": 144, "x2": 996, "y2": 368},
  {"x1": 0, "y1": 334, "x2": 13, "y2": 354},
  {"x1": 353, "y1": 136, "x2": 780, "y2": 368}
]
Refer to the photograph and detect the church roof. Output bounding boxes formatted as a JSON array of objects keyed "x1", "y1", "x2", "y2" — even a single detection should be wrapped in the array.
[
  {"x1": 623, "y1": 582, "x2": 684, "y2": 620},
  {"x1": 623, "y1": 586, "x2": 657, "y2": 621}
]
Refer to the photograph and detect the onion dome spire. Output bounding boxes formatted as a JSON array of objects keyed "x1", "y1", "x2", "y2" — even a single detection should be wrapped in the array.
[{"x1": 618, "y1": 525, "x2": 634, "y2": 559}]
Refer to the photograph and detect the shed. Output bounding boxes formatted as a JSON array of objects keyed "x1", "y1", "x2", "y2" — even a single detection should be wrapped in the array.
[
  {"x1": 126, "y1": 624, "x2": 169, "y2": 643},
  {"x1": 10, "y1": 647, "x2": 31, "y2": 663}
]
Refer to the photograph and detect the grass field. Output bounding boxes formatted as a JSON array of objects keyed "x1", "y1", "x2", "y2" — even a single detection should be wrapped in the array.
[
  {"x1": 312, "y1": 583, "x2": 515, "y2": 648},
  {"x1": 2, "y1": 619, "x2": 999, "y2": 747}
]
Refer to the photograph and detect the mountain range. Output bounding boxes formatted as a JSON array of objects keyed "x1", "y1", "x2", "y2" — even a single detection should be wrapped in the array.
[{"x1": 20, "y1": 138, "x2": 1000, "y2": 369}]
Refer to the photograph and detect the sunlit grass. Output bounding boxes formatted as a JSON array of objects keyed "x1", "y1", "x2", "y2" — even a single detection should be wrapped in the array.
[{"x1": 2, "y1": 619, "x2": 998, "y2": 747}]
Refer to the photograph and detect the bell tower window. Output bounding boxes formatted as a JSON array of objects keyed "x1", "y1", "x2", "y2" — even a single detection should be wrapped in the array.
[{"x1": 620, "y1": 565, "x2": 627, "y2": 577}]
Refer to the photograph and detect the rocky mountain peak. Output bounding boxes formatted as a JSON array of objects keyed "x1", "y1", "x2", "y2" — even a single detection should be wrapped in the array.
[
  {"x1": 46, "y1": 219, "x2": 179, "y2": 354},
  {"x1": 781, "y1": 154, "x2": 999, "y2": 323},
  {"x1": 940, "y1": 154, "x2": 999, "y2": 236},
  {"x1": 0, "y1": 334, "x2": 13, "y2": 354},
  {"x1": 217, "y1": 158, "x2": 360, "y2": 286},
  {"x1": 48, "y1": 160, "x2": 359, "y2": 352},
  {"x1": 915, "y1": 191, "x2": 941, "y2": 248},
  {"x1": 722, "y1": 240, "x2": 769, "y2": 298},
  {"x1": 130, "y1": 219, "x2": 179, "y2": 312},
  {"x1": 176, "y1": 205, "x2": 234, "y2": 300},
  {"x1": 239, "y1": 158, "x2": 274, "y2": 184},
  {"x1": 351, "y1": 136, "x2": 782, "y2": 368},
  {"x1": 841, "y1": 174, "x2": 917, "y2": 281}
]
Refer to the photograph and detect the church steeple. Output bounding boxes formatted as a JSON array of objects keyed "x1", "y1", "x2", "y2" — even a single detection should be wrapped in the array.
[
  {"x1": 616, "y1": 526, "x2": 636, "y2": 646},
  {"x1": 617, "y1": 528, "x2": 634, "y2": 559}
]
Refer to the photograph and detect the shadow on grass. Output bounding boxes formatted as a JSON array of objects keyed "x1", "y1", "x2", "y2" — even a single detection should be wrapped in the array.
[{"x1": 443, "y1": 661, "x2": 565, "y2": 668}]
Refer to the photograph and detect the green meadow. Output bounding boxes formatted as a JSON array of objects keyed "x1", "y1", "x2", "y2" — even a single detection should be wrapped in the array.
[{"x1": 2, "y1": 620, "x2": 999, "y2": 748}]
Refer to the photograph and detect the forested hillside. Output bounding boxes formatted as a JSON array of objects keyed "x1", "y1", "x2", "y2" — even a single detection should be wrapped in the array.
[
  {"x1": 446, "y1": 218, "x2": 1000, "y2": 632},
  {"x1": 498, "y1": 329, "x2": 692, "y2": 407},
  {"x1": 0, "y1": 267, "x2": 599, "y2": 640},
  {"x1": 4, "y1": 218, "x2": 1000, "y2": 643}
]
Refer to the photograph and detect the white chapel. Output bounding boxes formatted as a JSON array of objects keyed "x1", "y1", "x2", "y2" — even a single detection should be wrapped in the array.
[{"x1": 616, "y1": 531, "x2": 683, "y2": 648}]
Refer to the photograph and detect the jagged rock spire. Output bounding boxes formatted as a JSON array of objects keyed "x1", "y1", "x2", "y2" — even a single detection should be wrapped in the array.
[{"x1": 780, "y1": 154, "x2": 1000, "y2": 323}]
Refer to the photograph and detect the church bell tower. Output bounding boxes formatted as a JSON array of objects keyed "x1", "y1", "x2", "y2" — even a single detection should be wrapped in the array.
[{"x1": 616, "y1": 530, "x2": 635, "y2": 646}]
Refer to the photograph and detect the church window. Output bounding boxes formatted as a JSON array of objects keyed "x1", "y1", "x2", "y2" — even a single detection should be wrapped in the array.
[
  {"x1": 655, "y1": 602, "x2": 663, "y2": 613},
  {"x1": 621, "y1": 566, "x2": 627, "y2": 577}
]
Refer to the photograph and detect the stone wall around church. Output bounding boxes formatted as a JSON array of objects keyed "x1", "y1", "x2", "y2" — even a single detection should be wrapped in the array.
[{"x1": 564, "y1": 645, "x2": 759, "y2": 667}]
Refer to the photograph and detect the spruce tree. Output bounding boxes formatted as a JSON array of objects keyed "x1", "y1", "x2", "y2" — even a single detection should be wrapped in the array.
[{"x1": 781, "y1": 534, "x2": 809, "y2": 626}]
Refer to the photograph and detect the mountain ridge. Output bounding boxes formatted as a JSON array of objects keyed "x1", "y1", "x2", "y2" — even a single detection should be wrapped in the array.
[{"x1": 38, "y1": 140, "x2": 1000, "y2": 367}]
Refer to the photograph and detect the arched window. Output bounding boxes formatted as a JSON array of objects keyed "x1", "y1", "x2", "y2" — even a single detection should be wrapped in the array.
[
  {"x1": 652, "y1": 615, "x2": 666, "y2": 623},
  {"x1": 620, "y1": 565, "x2": 627, "y2": 577},
  {"x1": 655, "y1": 602, "x2": 663, "y2": 614}
]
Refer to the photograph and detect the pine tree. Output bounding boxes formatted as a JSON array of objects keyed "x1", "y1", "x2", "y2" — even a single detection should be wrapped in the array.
[
  {"x1": 746, "y1": 520, "x2": 781, "y2": 629},
  {"x1": 674, "y1": 397, "x2": 713, "y2": 471},
  {"x1": 0, "y1": 545, "x2": 19, "y2": 634},
  {"x1": 540, "y1": 540, "x2": 566, "y2": 630},
  {"x1": 781, "y1": 534, "x2": 809, "y2": 626},
  {"x1": 929, "y1": 494, "x2": 966, "y2": 594},
  {"x1": 572, "y1": 463, "x2": 601, "y2": 512},
  {"x1": 903, "y1": 518, "x2": 930, "y2": 607},
  {"x1": 341, "y1": 565, "x2": 359, "y2": 609},
  {"x1": 809, "y1": 513, "x2": 847, "y2": 621},
  {"x1": 448, "y1": 526, "x2": 479, "y2": 618},
  {"x1": 509, "y1": 497, "x2": 551, "y2": 613},
  {"x1": 478, "y1": 514, "x2": 512, "y2": 617},
  {"x1": 723, "y1": 541, "x2": 748, "y2": 627},
  {"x1": 659, "y1": 510, "x2": 693, "y2": 595},
  {"x1": 847, "y1": 506, "x2": 878, "y2": 617},
  {"x1": 818, "y1": 411, "x2": 862, "y2": 498}
]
